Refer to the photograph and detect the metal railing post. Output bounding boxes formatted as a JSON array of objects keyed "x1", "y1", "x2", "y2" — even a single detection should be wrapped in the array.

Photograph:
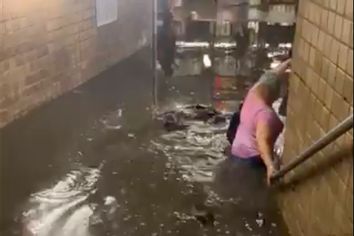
[{"x1": 152, "y1": 0, "x2": 158, "y2": 107}]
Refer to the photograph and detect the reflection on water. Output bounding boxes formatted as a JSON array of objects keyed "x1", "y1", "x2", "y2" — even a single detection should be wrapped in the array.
[
  {"x1": 147, "y1": 104, "x2": 287, "y2": 235},
  {"x1": 23, "y1": 165, "x2": 102, "y2": 236},
  {"x1": 174, "y1": 57, "x2": 203, "y2": 77},
  {"x1": 151, "y1": 105, "x2": 230, "y2": 183},
  {"x1": 214, "y1": 55, "x2": 238, "y2": 77},
  {"x1": 17, "y1": 100, "x2": 288, "y2": 236},
  {"x1": 100, "y1": 109, "x2": 123, "y2": 130}
]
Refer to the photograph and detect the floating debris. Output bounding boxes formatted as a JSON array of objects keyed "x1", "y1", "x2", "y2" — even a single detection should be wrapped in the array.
[
  {"x1": 256, "y1": 212, "x2": 265, "y2": 227},
  {"x1": 104, "y1": 196, "x2": 119, "y2": 221},
  {"x1": 87, "y1": 138, "x2": 94, "y2": 142},
  {"x1": 256, "y1": 218, "x2": 265, "y2": 228},
  {"x1": 150, "y1": 104, "x2": 229, "y2": 184},
  {"x1": 245, "y1": 222, "x2": 253, "y2": 232},
  {"x1": 173, "y1": 211, "x2": 195, "y2": 222}
]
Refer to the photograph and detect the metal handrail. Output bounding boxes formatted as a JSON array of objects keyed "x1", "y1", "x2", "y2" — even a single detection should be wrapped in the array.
[
  {"x1": 152, "y1": 0, "x2": 158, "y2": 106},
  {"x1": 271, "y1": 114, "x2": 353, "y2": 181}
]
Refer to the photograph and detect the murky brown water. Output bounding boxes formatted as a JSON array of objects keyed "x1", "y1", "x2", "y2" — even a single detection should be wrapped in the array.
[
  {"x1": 0, "y1": 47, "x2": 290, "y2": 236},
  {"x1": 0, "y1": 1, "x2": 296, "y2": 235}
]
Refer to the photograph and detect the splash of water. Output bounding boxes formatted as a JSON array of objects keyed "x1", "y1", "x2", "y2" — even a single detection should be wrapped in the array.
[
  {"x1": 100, "y1": 109, "x2": 123, "y2": 130},
  {"x1": 22, "y1": 165, "x2": 102, "y2": 236},
  {"x1": 150, "y1": 105, "x2": 230, "y2": 183}
]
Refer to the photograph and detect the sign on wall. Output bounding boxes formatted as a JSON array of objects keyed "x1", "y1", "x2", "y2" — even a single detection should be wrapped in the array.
[{"x1": 96, "y1": 0, "x2": 118, "y2": 27}]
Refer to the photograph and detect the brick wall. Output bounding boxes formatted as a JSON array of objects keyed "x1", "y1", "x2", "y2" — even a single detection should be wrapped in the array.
[
  {"x1": 280, "y1": 0, "x2": 353, "y2": 235},
  {"x1": 0, "y1": 0, "x2": 153, "y2": 128}
]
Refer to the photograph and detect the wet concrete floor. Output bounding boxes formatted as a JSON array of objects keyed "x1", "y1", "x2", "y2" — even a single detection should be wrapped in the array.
[{"x1": 0, "y1": 46, "x2": 290, "y2": 236}]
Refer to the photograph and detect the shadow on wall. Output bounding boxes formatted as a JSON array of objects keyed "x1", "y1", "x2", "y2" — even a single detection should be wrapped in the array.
[{"x1": 277, "y1": 142, "x2": 353, "y2": 191}]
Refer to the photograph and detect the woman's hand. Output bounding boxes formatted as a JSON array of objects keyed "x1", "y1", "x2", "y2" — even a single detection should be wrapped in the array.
[
  {"x1": 273, "y1": 58, "x2": 292, "y2": 76},
  {"x1": 266, "y1": 164, "x2": 276, "y2": 186}
]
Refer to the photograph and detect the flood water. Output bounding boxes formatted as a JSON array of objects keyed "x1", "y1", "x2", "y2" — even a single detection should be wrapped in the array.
[
  {"x1": 0, "y1": 1, "x2": 296, "y2": 236},
  {"x1": 0, "y1": 49, "x2": 289, "y2": 236}
]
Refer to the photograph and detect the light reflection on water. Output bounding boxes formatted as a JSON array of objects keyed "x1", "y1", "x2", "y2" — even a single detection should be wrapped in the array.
[
  {"x1": 22, "y1": 164, "x2": 112, "y2": 236},
  {"x1": 150, "y1": 105, "x2": 230, "y2": 184}
]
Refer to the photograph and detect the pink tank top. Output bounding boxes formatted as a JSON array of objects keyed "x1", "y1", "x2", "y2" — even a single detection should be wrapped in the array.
[{"x1": 231, "y1": 92, "x2": 284, "y2": 158}]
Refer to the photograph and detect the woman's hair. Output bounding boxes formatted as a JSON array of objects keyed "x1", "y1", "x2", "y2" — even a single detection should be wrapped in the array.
[{"x1": 258, "y1": 71, "x2": 282, "y2": 101}]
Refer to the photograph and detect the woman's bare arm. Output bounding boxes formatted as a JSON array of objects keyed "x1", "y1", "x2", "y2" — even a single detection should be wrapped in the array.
[
  {"x1": 256, "y1": 121, "x2": 276, "y2": 185},
  {"x1": 272, "y1": 59, "x2": 291, "y2": 77}
]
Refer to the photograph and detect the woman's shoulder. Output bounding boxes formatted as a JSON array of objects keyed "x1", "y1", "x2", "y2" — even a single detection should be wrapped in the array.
[{"x1": 255, "y1": 106, "x2": 280, "y2": 123}]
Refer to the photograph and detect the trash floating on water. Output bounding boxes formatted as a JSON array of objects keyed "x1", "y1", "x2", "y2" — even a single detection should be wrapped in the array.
[
  {"x1": 256, "y1": 218, "x2": 265, "y2": 228},
  {"x1": 87, "y1": 138, "x2": 93, "y2": 142},
  {"x1": 104, "y1": 196, "x2": 119, "y2": 221},
  {"x1": 256, "y1": 212, "x2": 265, "y2": 227},
  {"x1": 104, "y1": 196, "x2": 117, "y2": 206},
  {"x1": 128, "y1": 133, "x2": 136, "y2": 138},
  {"x1": 173, "y1": 211, "x2": 196, "y2": 222},
  {"x1": 245, "y1": 222, "x2": 253, "y2": 232},
  {"x1": 150, "y1": 104, "x2": 229, "y2": 183},
  {"x1": 123, "y1": 215, "x2": 132, "y2": 222}
]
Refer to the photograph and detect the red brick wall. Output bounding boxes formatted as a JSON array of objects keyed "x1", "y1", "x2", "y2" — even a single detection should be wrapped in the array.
[
  {"x1": 280, "y1": 0, "x2": 353, "y2": 235},
  {"x1": 0, "y1": 0, "x2": 153, "y2": 128}
]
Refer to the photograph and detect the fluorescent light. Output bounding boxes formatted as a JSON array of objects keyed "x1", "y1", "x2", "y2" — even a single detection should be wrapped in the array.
[
  {"x1": 176, "y1": 41, "x2": 209, "y2": 48},
  {"x1": 280, "y1": 23, "x2": 291, "y2": 27},
  {"x1": 279, "y1": 43, "x2": 293, "y2": 48},
  {"x1": 175, "y1": 41, "x2": 237, "y2": 49},
  {"x1": 214, "y1": 42, "x2": 237, "y2": 48}
]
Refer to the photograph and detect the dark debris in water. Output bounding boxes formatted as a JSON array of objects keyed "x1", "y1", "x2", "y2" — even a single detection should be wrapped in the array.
[
  {"x1": 191, "y1": 204, "x2": 215, "y2": 227},
  {"x1": 158, "y1": 104, "x2": 228, "y2": 132}
]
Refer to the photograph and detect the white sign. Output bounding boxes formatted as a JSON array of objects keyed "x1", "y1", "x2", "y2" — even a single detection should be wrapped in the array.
[{"x1": 96, "y1": 0, "x2": 118, "y2": 27}]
